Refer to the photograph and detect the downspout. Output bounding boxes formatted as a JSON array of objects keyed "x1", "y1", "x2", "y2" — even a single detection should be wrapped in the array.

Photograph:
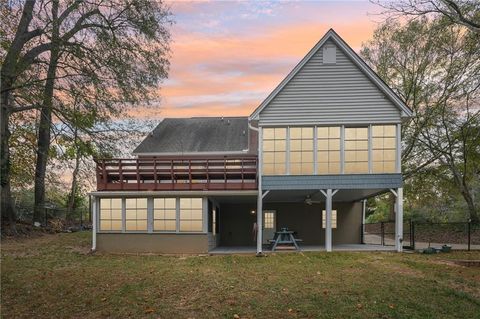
[
  {"x1": 91, "y1": 195, "x2": 97, "y2": 252},
  {"x1": 249, "y1": 120, "x2": 264, "y2": 255}
]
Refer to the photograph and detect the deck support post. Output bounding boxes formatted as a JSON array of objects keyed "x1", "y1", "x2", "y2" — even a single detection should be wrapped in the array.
[
  {"x1": 395, "y1": 187, "x2": 403, "y2": 252},
  {"x1": 91, "y1": 196, "x2": 97, "y2": 252},
  {"x1": 320, "y1": 189, "x2": 338, "y2": 252},
  {"x1": 325, "y1": 189, "x2": 333, "y2": 252},
  {"x1": 256, "y1": 189, "x2": 263, "y2": 255}
]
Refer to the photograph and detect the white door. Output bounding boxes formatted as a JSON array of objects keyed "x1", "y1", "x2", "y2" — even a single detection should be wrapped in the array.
[{"x1": 263, "y1": 210, "x2": 276, "y2": 244}]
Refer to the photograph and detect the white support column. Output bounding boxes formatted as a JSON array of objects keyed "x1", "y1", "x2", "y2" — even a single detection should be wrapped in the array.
[
  {"x1": 395, "y1": 187, "x2": 404, "y2": 252},
  {"x1": 362, "y1": 199, "x2": 367, "y2": 243},
  {"x1": 257, "y1": 126, "x2": 264, "y2": 255},
  {"x1": 325, "y1": 189, "x2": 333, "y2": 252},
  {"x1": 256, "y1": 189, "x2": 263, "y2": 255},
  {"x1": 91, "y1": 196, "x2": 97, "y2": 251}
]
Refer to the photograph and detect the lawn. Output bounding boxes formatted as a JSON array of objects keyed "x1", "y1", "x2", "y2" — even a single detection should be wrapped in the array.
[{"x1": 1, "y1": 232, "x2": 480, "y2": 318}]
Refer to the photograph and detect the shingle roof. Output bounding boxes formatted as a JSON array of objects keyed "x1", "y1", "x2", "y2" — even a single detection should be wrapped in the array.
[{"x1": 133, "y1": 117, "x2": 253, "y2": 155}]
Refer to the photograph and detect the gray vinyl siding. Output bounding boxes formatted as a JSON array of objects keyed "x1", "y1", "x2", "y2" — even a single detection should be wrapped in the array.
[
  {"x1": 259, "y1": 39, "x2": 401, "y2": 126},
  {"x1": 262, "y1": 174, "x2": 403, "y2": 190}
]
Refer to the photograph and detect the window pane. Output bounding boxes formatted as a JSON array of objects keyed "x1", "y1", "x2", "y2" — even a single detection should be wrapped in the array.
[
  {"x1": 165, "y1": 198, "x2": 176, "y2": 208},
  {"x1": 275, "y1": 128, "x2": 286, "y2": 139},
  {"x1": 384, "y1": 161, "x2": 396, "y2": 172},
  {"x1": 137, "y1": 209, "x2": 147, "y2": 220},
  {"x1": 290, "y1": 127, "x2": 302, "y2": 139},
  {"x1": 302, "y1": 127, "x2": 313, "y2": 139},
  {"x1": 263, "y1": 128, "x2": 275, "y2": 140},
  {"x1": 274, "y1": 164, "x2": 286, "y2": 175},
  {"x1": 318, "y1": 139, "x2": 328, "y2": 151},
  {"x1": 154, "y1": 198, "x2": 165, "y2": 209},
  {"x1": 125, "y1": 198, "x2": 136, "y2": 208},
  {"x1": 301, "y1": 140, "x2": 313, "y2": 151},
  {"x1": 290, "y1": 152, "x2": 302, "y2": 163},
  {"x1": 317, "y1": 127, "x2": 328, "y2": 138},
  {"x1": 317, "y1": 151, "x2": 328, "y2": 162},
  {"x1": 191, "y1": 198, "x2": 203, "y2": 209},
  {"x1": 111, "y1": 209, "x2": 122, "y2": 220},
  {"x1": 384, "y1": 137, "x2": 396, "y2": 149},
  {"x1": 111, "y1": 220, "x2": 122, "y2": 231},
  {"x1": 329, "y1": 162, "x2": 340, "y2": 173},
  {"x1": 290, "y1": 139, "x2": 302, "y2": 151},
  {"x1": 263, "y1": 164, "x2": 274, "y2": 175},
  {"x1": 303, "y1": 151, "x2": 314, "y2": 162},
  {"x1": 137, "y1": 198, "x2": 147, "y2": 209},
  {"x1": 274, "y1": 152, "x2": 285, "y2": 164},
  {"x1": 384, "y1": 125, "x2": 396, "y2": 136},
  {"x1": 125, "y1": 220, "x2": 136, "y2": 231},
  {"x1": 263, "y1": 140, "x2": 274, "y2": 152},
  {"x1": 180, "y1": 198, "x2": 191, "y2": 209},
  {"x1": 345, "y1": 128, "x2": 356, "y2": 140},
  {"x1": 111, "y1": 198, "x2": 122, "y2": 209},
  {"x1": 136, "y1": 220, "x2": 147, "y2": 231},
  {"x1": 101, "y1": 198, "x2": 111, "y2": 209},
  {"x1": 275, "y1": 140, "x2": 286, "y2": 151},
  {"x1": 329, "y1": 127, "x2": 340, "y2": 138},
  {"x1": 100, "y1": 220, "x2": 110, "y2": 231},
  {"x1": 263, "y1": 152, "x2": 274, "y2": 163},
  {"x1": 329, "y1": 151, "x2": 340, "y2": 162}
]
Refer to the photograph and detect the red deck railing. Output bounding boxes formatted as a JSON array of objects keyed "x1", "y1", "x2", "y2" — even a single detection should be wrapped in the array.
[{"x1": 95, "y1": 156, "x2": 258, "y2": 191}]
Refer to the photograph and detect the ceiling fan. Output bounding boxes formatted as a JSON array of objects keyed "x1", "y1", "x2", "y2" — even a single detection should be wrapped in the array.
[{"x1": 304, "y1": 194, "x2": 322, "y2": 205}]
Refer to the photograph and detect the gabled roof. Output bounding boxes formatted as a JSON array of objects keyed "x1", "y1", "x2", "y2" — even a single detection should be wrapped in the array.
[
  {"x1": 133, "y1": 117, "x2": 253, "y2": 155},
  {"x1": 249, "y1": 28, "x2": 413, "y2": 120}
]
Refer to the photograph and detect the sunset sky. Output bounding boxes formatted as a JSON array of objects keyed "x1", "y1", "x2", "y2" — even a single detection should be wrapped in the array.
[{"x1": 141, "y1": 0, "x2": 383, "y2": 119}]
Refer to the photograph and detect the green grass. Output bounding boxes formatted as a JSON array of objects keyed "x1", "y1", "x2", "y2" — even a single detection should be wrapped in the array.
[{"x1": 2, "y1": 232, "x2": 480, "y2": 318}]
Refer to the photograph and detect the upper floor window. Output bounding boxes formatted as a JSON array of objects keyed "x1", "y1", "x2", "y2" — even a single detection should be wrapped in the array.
[
  {"x1": 263, "y1": 128, "x2": 286, "y2": 175},
  {"x1": 372, "y1": 125, "x2": 397, "y2": 173},
  {"x1": 344, "y1": 127, "x2": 369, "y2": 174},
  {"x1": 289, "y1": 127, "x2": 314, "y2": 175},
  {"x1": 317, "y1": 127, "x2": 341, "y2": 174}
]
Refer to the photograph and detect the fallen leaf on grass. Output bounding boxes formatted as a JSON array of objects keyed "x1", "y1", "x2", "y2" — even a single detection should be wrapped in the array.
[
  {"x1": 233, "y1": 314, "x2": 240, "y2": 319},
  {"x1": 356, "y1": 304, "x2": 363, "y2": 309},
  {"x1": 101, "y1": 297, "x2": 107, "y2": 302},
  {"x1": 389, "y1": 304, "x2": 396, "y2": 309},
  {"x1": 145, "y1": 308, "x2": 154, "y2": 314}
]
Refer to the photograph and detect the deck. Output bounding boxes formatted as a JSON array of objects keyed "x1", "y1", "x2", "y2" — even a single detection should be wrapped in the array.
[{"x1": 95, "y1": 155, "x2": 258, "y2": 191}]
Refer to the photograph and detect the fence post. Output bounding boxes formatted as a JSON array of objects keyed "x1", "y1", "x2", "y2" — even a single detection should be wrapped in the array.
[
  {"x1": 411, "y1": 220, "x2": 415, "y2": 250},
  {"x1": 361, "y1": 223, "x2": 364, "y2": 244},
  {"x1": 468, "y1": 220, "x2": 471, "y2": 251},
  {"x1": 381, "y1": 222, "x2": 385, "y2": 246}
]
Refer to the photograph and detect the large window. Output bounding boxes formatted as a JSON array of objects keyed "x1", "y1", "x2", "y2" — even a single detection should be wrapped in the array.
[
  {"x1": 125, "y1": 198, "x2": 148, "y2": 231},
  {"x1": 372, "y1": 125, "x2": 397, "y2": 173},
  {"x1": 289, "y1": 127, "x2": 314, "y2": 175},
  {"x1": 262, "y1": 128, "x2": 286, "y2": 175},
  {"x1": 99, "y1": 198, "x2": 122, "y2": 231},
  {"x1": 344, "y1": 127, "x2": 369, "y2": 173},
  {"x1": 317, "y1": 126, "x2": 341, "y2": 174},
  {"x1": 179, "y1": 198, "x2": 203, "y2": 232},
  {"x1": 153, "y1": 198, "x2": 176, "y2": 232},
  {"x1": 322, "y1": 210, "x2": 337, "y2": 229}
]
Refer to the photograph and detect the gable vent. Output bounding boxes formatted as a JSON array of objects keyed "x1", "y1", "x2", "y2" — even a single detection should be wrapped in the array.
[{"x1": 323, "y1": 45, "x2": 336, "y2": 64}]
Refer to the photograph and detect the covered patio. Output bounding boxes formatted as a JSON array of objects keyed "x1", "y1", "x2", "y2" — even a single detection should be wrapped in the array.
[{"x1": 209, "y1": 244, "x2": 396, "y2": 255}]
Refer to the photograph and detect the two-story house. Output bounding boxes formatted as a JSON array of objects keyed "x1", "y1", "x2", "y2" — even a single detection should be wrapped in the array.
[{"x1": 90, "y1": 29, "x2": 412, "y2": 254}]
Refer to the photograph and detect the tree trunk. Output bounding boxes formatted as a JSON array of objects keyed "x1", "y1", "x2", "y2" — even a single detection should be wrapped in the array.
[
  {"x1": 1, "y1": 88, "x2": 17, "y2": 231},
  {"x1": 0, "y1": 0, "x2": 38, "y2": 231},
  {"x1": 67, "y1": 142, "x2": 81, "y2": 221},
  {"x1": 33, "y1": 0, "x2": 60, "y2": 224}
]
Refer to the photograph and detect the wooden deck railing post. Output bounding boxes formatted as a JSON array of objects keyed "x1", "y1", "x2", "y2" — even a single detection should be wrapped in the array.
[
  {"x1": 119, "y1": 159, "x2": 123, "y2": 190},
  {"x1": 136, "y1": 159, "x2": 140, "y2": 190},
  {"x1": 189, "y1": 160, "x2": 192, "y2": 190},
  {"x1": 206, "y1": 159, "x2": 210, "y2": 188},
  {"x1": 153, "y1": 158, "x2": 157, "y2": 190},
  {"x1": 102, "y1": 160, "x2": 107, "y2": 190}
]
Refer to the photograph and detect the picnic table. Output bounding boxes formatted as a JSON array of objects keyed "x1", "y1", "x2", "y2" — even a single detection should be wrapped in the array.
[{"x1": 269, "y1": 228, "x2": 302, "y2": 251}]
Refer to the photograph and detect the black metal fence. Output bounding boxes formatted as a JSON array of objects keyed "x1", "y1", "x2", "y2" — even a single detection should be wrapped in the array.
[
  {"x1": 363, "y1": 220, "x2": 480, "y2": 251},
  {"x1": 15, "y1": 203, "x2": 91, "y2": 231}
]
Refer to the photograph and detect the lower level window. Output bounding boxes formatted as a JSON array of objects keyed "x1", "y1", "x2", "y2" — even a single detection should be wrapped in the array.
[
  {"x1": 179, "y1": 198, "x2": 203, "y2": 232},
  {"x1": 322, "y1": 210, "x2": 337, "y2": 228},
  {"x1": 125, "y1": 198, "x2": 147, "y2": 231},
  {"x1": 154, "y1": 198, "x2": 176, "y2": 231},
  {"x1": 99, "y1": 198, "x2": 122, "y2": 231}
]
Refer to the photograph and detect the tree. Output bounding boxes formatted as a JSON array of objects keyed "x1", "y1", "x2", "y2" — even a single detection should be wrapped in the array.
[
  {"x1": 1, "y1": 0, "x2": 172, "y2": 225},
  {"x1": 361, "y1": 17, "x2": 480, "y2": 223},
  {"x1": 373, "y1": 0, "x2": 480, "y2": 33}
]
